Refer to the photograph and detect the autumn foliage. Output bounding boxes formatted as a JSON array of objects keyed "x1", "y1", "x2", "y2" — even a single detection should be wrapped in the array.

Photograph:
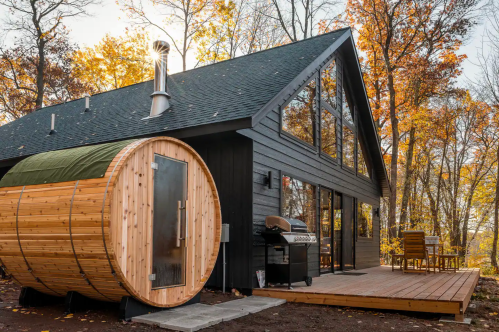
[
  {"x1": 0, "y1": 0, "x2": 498, "y2": 272},
  {"x1": 73, "y1": 29, "x2": 154, "y2": 93}
]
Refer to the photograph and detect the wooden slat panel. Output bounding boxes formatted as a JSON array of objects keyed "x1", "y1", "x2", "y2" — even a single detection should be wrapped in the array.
[
  {"x1": 0, "y1": 137, "x2": 221, "y2": 307},
  {"x1": 253, "y1": 266, "x2": 479, "y2": 317}
]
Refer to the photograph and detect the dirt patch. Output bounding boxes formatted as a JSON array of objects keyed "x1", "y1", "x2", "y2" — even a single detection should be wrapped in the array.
[{"x1": 0, "y1": 277, "x2": 498, "y2": 331}]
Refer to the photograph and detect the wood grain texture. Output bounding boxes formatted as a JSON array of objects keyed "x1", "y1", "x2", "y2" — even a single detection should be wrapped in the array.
[
  {"x1": 0, "y1": 137, "x2": 222, "y2": 307},
  {"x1": 253, "y1": 265, "x2": 480, "y2": 317}
]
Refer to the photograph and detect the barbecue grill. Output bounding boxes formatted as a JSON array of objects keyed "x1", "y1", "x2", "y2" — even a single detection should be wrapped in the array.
[{"x1": 261, "y1": 216, "x2": 317, "y2": 289}]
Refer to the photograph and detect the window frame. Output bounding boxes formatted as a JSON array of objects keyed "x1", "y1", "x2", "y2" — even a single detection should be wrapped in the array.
[
  {"x1": 280, "y1": 171, "x2": 319, "y2": 236},
  {"x1": 279, "y1": 75, "x2": 319, "y2": 151},
  {"x1": 319, "y1": 56, "x2": 341, "y2": 164},
  {"x1": 340, "y1": 69, "x2": 356, "y2": 173}
]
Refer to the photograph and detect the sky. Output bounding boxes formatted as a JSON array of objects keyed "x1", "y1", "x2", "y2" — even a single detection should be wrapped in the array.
[
  {"x1": 2, "y1": 0, "x2": 491, "y2": 84},
  {"x1": 67, "y1": 0, "x2": 194, "y2": 74}
]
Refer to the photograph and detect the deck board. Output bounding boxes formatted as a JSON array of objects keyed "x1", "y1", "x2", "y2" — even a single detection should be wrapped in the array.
[{"x1": 253, "y1": 266, "x2": 480, "y2": 317}]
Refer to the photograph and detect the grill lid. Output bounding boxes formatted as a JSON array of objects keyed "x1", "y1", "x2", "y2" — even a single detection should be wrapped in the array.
[{"x1": 265, "y1": 216, "x2": 308, "y2": 233}]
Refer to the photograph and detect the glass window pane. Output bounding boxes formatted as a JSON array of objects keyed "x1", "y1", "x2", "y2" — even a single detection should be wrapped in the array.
[
  {"x1": 343, "y1": 126, "x2": 355, "y2": 169},
  {"x1": 358, "y1": 202, "x2": 373, "y2": 238},
  {"x1": 321, "y1": 108, "x2": 337, "y2": 158},
  {"x1": 333, "y1": 192, "x2": 342, "y2": 271},
  {"x1": 282, "y1": 80, "x2": 317, "y2": 145},
  {"x1": 343, "y1": 88, "x2": 354, "y2": 125},
  {"x1": 320, "y1": 189, "x2": 332, "y2": 273},
  {"x1": 321, "y1": 60, "x2": 337, "y2": 109},
  {"x1": 282, "y1": 175, "x2": 317, "y2": 233},
  {"x1": 358, "y1": 140, "x2": 370, "y2": 177}
]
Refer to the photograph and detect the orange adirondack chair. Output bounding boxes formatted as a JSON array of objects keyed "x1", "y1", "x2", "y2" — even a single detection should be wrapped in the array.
[{"x1": 403, "y1": 231, "x2": 429, "y2": 274}]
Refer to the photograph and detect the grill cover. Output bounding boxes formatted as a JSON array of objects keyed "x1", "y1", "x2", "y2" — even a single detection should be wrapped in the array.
[{"x1": 265, "y1": 216, "x2": 308, "y2": 233}]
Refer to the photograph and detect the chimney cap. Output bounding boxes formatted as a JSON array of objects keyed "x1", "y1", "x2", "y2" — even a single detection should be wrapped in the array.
[{"x1": 153, "y1": 40, "x2": 170, "y2": 53}]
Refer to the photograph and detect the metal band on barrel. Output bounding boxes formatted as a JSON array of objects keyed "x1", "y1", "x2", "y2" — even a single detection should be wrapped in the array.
[
  {"x1": 16, "y1": 186, "x2": 62, "y2": 296},
  {"x1": 69, "y1": 180, "x2": 114, "y2": 301}
]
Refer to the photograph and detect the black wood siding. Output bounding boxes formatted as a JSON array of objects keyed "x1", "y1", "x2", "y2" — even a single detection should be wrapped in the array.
[
  {"x1": 184, "y1": 133, "x2": 254, "y2": 290},
  {"x1": 238, "y1": 51, "x2": 382, "y2": 287}
]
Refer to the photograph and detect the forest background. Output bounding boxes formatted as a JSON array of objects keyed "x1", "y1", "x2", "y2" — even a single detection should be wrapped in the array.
[{"x1": 1, "y1": 0, "x2": 499, "y2": 274}]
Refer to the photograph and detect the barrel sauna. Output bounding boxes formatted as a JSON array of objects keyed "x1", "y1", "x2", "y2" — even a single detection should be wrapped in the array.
[{"x1": 0, "y1": 137, "x2": 221, "y2": 307}]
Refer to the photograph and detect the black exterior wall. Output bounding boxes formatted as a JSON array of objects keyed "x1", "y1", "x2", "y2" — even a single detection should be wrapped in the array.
[
  {"x1": 238, "y1": 50, "x2": 382, "y2": 289},
  {"x1": 184, "y1": 133, "x2": 254, "y2": 290}
]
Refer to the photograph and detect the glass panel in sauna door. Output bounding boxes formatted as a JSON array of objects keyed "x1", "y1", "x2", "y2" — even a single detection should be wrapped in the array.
[
  {"x1": 320, "y1": 189, "x2": 332, "y2": 274},
  {"x1": 152, "y1": 154, "x2": 187, "y2": 289}
]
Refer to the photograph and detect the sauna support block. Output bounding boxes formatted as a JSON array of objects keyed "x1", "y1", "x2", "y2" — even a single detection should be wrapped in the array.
[{"x1": 19, "y1": 287, "x2": 63, "y2": 308}]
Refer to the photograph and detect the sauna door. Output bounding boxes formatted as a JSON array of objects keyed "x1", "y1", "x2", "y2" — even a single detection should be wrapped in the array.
[
  {"x1": 342, "y1": 195, "x2": 355, "y2": 270},
  {"x1": 152, "y1": 154, "x2": 187, "y2": 288}
]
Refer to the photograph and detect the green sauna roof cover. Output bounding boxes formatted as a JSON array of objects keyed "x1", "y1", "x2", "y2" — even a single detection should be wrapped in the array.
[{"x1": 0, "y1": 139, "x2": 137, "y2": 188}]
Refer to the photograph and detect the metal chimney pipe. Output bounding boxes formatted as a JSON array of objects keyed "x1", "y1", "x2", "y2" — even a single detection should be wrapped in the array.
[
  {"x1": 84, "y1": 93, "x2": 90, "y2": 112},
  {"x1": 49, "y1": 113, "x2": 56, "y2": 135},
  {"x1": 149, "y1": 40, "x2": 171, "y2": 118}
]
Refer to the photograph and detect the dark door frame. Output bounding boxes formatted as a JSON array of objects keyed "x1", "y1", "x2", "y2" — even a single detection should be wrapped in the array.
[
  {"x1": 318, "y1": 188, "x2": 357, "y2": 273},
  {"x1": 342, "y1": 193, "x2": 356, "y2": 271}
]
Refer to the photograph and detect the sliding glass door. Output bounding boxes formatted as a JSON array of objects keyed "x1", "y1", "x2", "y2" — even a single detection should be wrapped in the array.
[
  {"x1": 320, "y1": 189, "x2": 355, "y2": 273},
  {"x1": 320, "y1": 189, "x2": 332, "y2": 274},
  {"x1": 342, "y1": 195, "x2": 355, "y2": 270},
  {"x1": 333, "y1": 192, "x2": 343, "y2": 271}
]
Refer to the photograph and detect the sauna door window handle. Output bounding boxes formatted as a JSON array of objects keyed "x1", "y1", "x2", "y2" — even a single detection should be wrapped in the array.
[{"x1": 177, "y1": 201, "x2": 187, "y2": 247}]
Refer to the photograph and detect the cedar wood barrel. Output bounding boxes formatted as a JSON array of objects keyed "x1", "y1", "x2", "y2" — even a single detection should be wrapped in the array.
[{"x1": 0, "y1": 137, "x2": 221, "y2": 307}]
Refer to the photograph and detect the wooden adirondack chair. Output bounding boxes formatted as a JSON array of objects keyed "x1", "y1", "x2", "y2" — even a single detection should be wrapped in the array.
[{"x1": 403, "y1": 231, "x2": 429, "y2": 274}]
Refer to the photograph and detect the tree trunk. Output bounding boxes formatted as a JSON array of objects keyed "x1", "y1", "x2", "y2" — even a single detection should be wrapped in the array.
[
  {"x1": 434, "y1": 140, "x2": 447, "y2": 236},
  {"x1": 410, "y1": 179, "x2": 418, "y2": 228},
  {"x1": 387, "y1": 71, "x2": 399, "y2": 240},
  {"x1": 291, "y1": 0, "x2": 297, "y2": 41},
  {"x1": 35, "y1": 41, "x2": 45, "y2": 109},
  {"x1": 461, "y1": 193, "x2": 473, "y2": 262},
  {"x1": 491, "y1": 146, "x2": 499, "y2": 272},
  {"x1": 398, "y1": 126, "x2": 416, "y2": 236}
]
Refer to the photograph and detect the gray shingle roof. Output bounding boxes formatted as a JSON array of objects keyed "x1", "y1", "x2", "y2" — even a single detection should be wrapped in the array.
[{"x1": 0, "y1": 28, "x2": 348, "y2": 162}]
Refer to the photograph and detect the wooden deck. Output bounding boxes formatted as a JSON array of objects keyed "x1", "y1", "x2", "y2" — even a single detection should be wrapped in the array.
[{"x1": 253, "y1": 266, "x2": 480, "y2": 321}]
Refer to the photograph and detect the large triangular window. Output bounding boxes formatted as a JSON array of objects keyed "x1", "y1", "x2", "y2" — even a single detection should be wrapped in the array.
[
  {"x1": 342, "y1": 126, "x2": 355, "y2": 169},
  {"x1": 343, "y1": 87, "x2": 354, "y2": 125},
  {"x1": 358, "y1": 139, "x2": 370, "y2": 178},
  {"x1": 321, "y1": 60, "x2": 337, "y2": 109},
  {"x1": 281, "y1": 79, "x2": 317, "y2": 146},
  {"x1": 321, "y1": 107, "x2": 337, "y2": 158}
]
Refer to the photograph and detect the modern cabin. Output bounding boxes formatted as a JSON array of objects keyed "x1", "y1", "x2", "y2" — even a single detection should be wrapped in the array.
[{"x1": 0, "y1": 27, "x2": 390, "y2": 293}]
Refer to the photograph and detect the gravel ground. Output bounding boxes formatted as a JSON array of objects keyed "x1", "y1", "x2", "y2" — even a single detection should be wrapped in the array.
[{"x1": 0, "y1": 276, "x2": 497, "y2": 332}]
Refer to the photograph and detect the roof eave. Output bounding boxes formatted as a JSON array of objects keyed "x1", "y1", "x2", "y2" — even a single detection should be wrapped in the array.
[{"x1": 340, "y1": 35, "x2": 391, "y2": 197}]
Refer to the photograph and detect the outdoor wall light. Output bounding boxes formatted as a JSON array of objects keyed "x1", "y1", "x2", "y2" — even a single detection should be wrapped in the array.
[{"x1": 264, "y1": 171, "x2": 273, "y2": 189}]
